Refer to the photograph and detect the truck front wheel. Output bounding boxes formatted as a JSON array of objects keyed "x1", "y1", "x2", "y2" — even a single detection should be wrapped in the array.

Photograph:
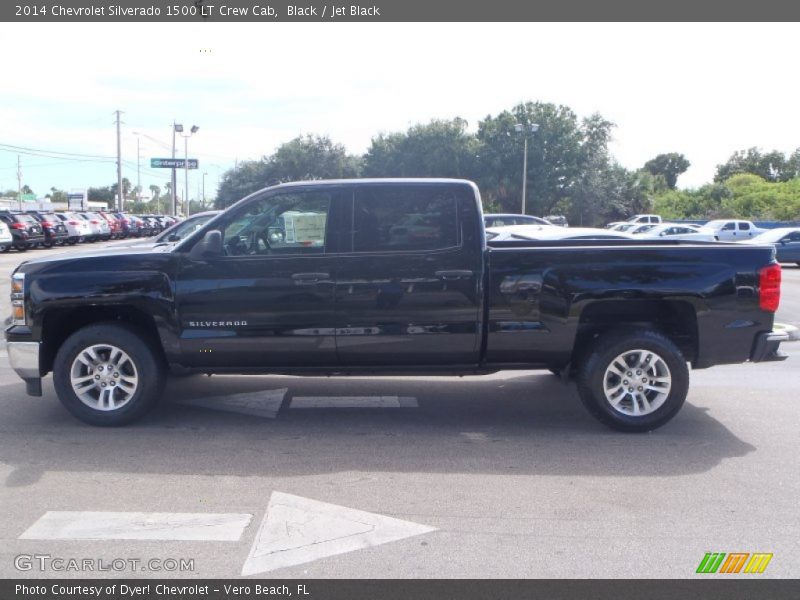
[
  {"x1": 53, "y1": 323, "x2": 165, "y2": 426},
  {"x1": 576, "y1": 329, "x2": 689, "y2": 432}
]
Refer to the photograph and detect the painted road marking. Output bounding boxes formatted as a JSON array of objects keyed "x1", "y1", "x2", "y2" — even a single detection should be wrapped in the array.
[
  {"x1": 19, "y1": 512, "x2": 252, "y2": 541},
  {"x1": 174, "y1": 388, "x2": 287, "y2": 418},
  {"x1": 241, "y1": 492, "x2": 436, "y2": 575},
  {"x1": 290, "y1": 396, "x2": 418, "y2": 409}
]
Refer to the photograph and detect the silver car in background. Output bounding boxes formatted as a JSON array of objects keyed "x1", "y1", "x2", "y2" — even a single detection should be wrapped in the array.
[
  {"x1": 54, "y1": 211, "x2": 92, "y2": 244},
  {"x1": 78, "y1": 212, "x2": 111, "y2": 241}
]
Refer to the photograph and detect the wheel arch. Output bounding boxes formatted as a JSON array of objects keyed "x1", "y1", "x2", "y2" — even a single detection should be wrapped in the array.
[
  {"x1": 40, "y1": 305, "x2": 166, "y2": 376},
  {"x1": 571, "y1": 298, "x2": 699, "y2": 368}
]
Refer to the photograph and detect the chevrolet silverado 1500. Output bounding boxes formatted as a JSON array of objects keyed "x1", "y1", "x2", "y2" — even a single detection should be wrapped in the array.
[{"x1": 5, "y1": 179, "x2": 790, "y2": 431}]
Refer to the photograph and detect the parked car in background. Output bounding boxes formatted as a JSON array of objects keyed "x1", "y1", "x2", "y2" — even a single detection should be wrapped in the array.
[
  {"x1": 635, "y1": 223, "x2": 716, "y2": 242},
  {"x1": 0, "y1": 211, "x2": 45, "y2": 251},
  {"x1": 741, "y1": 227, "x2": 800, "y2": 265},
  {"x1": 26, "y1": 211, "x2": 70, "y2": 247},
  {"x1": 608, "y1": 222, "x2": 638, "y2": 232},
  {"x1": 133, "y1": 215, "x2": 153, "y2": 237},
  {"x1": 109, "y1": 210, "x2": 222, "y2": 250},
  {"x1": 98, "y1": 212, "x2": 122, "y2": 238},
  {"x1": 76, "y1": 212, "x2": 109, "y2": 241},
  {"x1": 486, "y1": 225, "x2": 634, "y2": 241},
  {"x1": 111, "y1": 213, "x2": 140, "y2": 238},
  {"x1": 483, "y1": 214, "x2": 553, "y2": 228},
  {"x1": 0, "y1": 221, "x2": 13, "y2": 252},
  {"x1": 607, "y1": 214, "x2": 662, "y2": 229},
  {"x1": 53, "y1": 212, "x2": 91, "y2": 244},
  {"x1": 141, "y1": 216, "x2": 164, "y2": 235},
  {"x1": 705, "y1": 219, "x2": 764, "y2": 241},
  {"x1": 627, "y1": 223, "x2": 657, "y2": 235},
  {"x1": 544, "y1": 215, "x2": 569, "y2": 227}
]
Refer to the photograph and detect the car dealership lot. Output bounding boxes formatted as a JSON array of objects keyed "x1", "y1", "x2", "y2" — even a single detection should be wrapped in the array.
[{"x1": 0, "y1": 243, "x2": 798, "y2": 578}]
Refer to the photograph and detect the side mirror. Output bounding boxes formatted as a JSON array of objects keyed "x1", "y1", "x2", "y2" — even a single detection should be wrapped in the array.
[
  {"x1": 189, "y1": 230, "x2": 223, "y2": 260},
  {"x1": 167, "y1": 233, "x2": 180, "y2": 242}
]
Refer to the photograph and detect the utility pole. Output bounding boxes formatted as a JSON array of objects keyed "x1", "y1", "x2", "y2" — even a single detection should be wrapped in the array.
[
  {"x1": 184, "y1": 136, "x2": 189, "y2": 217},
  {"x1": 136, "y1": 136, "x2": 141, "y2": 206},
  {"x1": 171, "y1": 120, "x2": 178, "y2": 216},
  {"x1": 202, "y1": 172, "x2": 207, "y2": 209},
  {"x1": 521, "y1": 136, "x2": 528, "y2": 215},
  {"x1": 115, "y1": 110, "x2": 123, "y2": 212},
  {"x1": 17, "y1": 155, "x2": 22, "y2": 210}
]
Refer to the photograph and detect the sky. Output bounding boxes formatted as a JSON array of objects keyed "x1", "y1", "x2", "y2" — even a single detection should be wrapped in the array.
[{"x1": 1, "y1": 22, "x2": 798, "y2": 202}]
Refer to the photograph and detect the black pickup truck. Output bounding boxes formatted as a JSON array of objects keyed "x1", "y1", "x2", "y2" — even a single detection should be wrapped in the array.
[{"x1": 5, "y1": 179, "x2": 790, "y2": 431}]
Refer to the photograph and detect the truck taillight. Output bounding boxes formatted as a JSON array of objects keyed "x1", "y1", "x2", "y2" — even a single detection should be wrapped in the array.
[
  {"x1": 40, "y1": 221, "x2": 52, "y2": 227},
  {"x1": 11, "y1": 272, "x2": 25, "y2": 325},
  {"x1": 759, "y1": 263, "x2": 781, "y2": 312},
  {"x1": 68, "y1": 220, "x2": 79, "y2": 225}
]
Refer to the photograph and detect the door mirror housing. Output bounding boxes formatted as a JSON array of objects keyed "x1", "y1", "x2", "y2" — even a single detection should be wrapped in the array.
[{"x1": 189, "y1": 229, "x2": 223, "y2": 260}]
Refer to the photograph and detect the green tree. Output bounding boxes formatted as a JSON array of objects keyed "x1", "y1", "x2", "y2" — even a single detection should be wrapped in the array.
[
  {"x1": 216, "y1": 135, "x2": 361, "y2": 208},
  {"x1": 715, "y1": 148, "x2": 792, "y2": 183},
  {"x1": 47, "y1": 187, "x2": 68, "y2": 204},
  {"x1": 643, "y1": 153, "x2": 690, "y2": 189},
  {"x1": 88, "y1": 185, "x2": 114, "y2": 204},
  {"x1": 476, "y1": 102, "x2": 610, "y2": 217},
  {"x1": 363, "y1": 118, "x2": 480, "y2": 179}
]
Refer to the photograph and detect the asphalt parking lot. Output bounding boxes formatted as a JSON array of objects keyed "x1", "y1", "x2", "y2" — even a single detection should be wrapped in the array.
[{"x1": 0, "y1": 242, "x2": 798, "y2": 579}]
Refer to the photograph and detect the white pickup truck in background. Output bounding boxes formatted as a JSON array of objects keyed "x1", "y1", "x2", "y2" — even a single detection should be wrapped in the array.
[{"x1": 705, "y1": 219, "x2": 765, "y2": 241}]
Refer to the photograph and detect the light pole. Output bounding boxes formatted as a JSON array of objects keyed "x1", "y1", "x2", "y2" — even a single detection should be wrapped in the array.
[
  {"x1": 514, "y1": 123, "x2": 539, "y2": 215},
  {"x1": 202, "y1": 172, "x2": 208, "y2": 209},
  {"x1": 175, "y1": 124, "x2": 199, "y2": 216},
  {"x1": 172, "y1": 122, "x2": 180, "y2": 216}
]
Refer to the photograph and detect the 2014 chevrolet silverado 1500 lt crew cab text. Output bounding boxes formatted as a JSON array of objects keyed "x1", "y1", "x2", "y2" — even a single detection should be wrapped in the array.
[{"x1": 5, "y1": 179, "x2": 791, "y2": 431}]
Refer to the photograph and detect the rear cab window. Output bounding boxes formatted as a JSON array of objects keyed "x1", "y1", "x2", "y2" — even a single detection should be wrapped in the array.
[{"x1": 351, "y1": 186, "x2": 461, "y2": 253}]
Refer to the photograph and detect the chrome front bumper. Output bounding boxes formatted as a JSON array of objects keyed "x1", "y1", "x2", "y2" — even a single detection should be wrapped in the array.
[{"x1": 7, "y1": 341, "x2": 41, "y2": 380}]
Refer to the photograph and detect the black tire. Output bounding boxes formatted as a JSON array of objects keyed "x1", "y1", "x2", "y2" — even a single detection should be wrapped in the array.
[
  {"x1": 576, "y1": 329, "x2": 689, "y2": 432},
  {"x1": 53, "y1": 323, "x2": 165, "y2": 426},
  {"x1": 14, "y1": 243, "x2": 28, "y2": 252}
]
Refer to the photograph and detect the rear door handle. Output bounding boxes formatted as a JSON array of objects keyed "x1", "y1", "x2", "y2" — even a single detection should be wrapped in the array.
[
  {"x1": 292, "y1": 272, "x2": 330, "y2": 283},
  {"x1": 435, "y1": 270, "x2": 474, "y2": 281}
]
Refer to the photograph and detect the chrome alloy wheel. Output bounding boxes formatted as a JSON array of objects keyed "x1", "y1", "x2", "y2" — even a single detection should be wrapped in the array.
[
  {"x1": 69, "y1": 344, "x2": 139, "y2": 411},
  {"x1": 602, "y1": 349, "x2": 672, "y2": 417}
]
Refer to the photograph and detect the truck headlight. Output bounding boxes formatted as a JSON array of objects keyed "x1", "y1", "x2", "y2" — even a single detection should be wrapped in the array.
[{"x1": 11, "y1": 272, "x2": 26, "y2": 325}]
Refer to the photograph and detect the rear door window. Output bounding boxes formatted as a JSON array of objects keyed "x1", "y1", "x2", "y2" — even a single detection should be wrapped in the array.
[
  {"x1": 352, "y1": 186, "x2": 460, "y2": 252},
  {"x1": 739, "y1": 222, "x2": 750, "y2": 231}
]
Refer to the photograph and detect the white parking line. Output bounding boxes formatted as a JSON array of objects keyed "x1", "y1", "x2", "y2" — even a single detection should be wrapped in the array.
[
  {"x1": 241, "y1": 492, "x2": 436, "y2": 575},
  {"x1": 290, "y1": 396, "x2": 418, "y2": 409},
  {"x1": 19, "y1": 511, "x2": 252, "y2": 541},
  {"x1": 173, "y1": 388, "x2": 287, "y2": 418}
]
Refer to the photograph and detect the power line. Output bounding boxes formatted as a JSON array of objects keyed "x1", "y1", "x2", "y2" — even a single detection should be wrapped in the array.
[
  {"x1": 0, "y1": 142, "x2": 116, "y2": 160},
  {"x1": 0, "y1": 147, "x2": 116, "y2": 163}
]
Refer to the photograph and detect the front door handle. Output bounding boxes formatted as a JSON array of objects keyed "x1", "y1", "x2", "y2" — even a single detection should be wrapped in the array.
[
  {"x1": 435, "y1": 270, "x2": 474, "y2": 281},
  {"x1": 292, "y1": 272, "x2": 330, "y2": 284}
]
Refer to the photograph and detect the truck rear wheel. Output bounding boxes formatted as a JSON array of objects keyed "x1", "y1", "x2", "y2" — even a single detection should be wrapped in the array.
[
  {"x1": 576, "y1": 329, "x2": 689, "y2": 432},
  {"x1": 53, "y1": 323, "x2": 165, "y2": 426}
]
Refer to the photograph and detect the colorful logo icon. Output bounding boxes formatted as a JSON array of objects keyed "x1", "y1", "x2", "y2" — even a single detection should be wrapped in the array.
[{"x1": 696, "y1": 552, "x2": 773, "y2": 574}]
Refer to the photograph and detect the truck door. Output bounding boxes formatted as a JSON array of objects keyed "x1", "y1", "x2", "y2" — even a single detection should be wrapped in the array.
[
  {"x1": 719, "y1": 221, "x2": 736, "y2": 241},
  {"x1": 739, "y1": 221, "x2": 753, "y2": 238},
  {"x1": 334, "y1": 182, "x2": 482, "y2": 366},
  {"x1": 176, "y1": 187, "x2": 347, "y2": 368}
]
